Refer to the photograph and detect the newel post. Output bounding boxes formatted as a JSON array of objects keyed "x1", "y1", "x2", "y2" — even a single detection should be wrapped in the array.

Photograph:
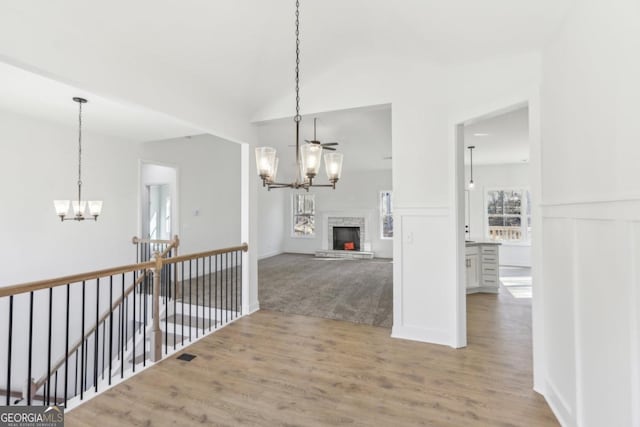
[{"x1": 150, "y1": 251, "x2": 163, "y2": 362}]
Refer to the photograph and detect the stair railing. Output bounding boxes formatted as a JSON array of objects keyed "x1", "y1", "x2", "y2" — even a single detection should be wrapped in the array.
[{"x1": 0, "y1": 241, "x2": 247, "y2": 408}]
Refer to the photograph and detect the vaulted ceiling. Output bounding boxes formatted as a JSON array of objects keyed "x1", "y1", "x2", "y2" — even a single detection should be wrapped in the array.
[{"x1": 0, "y1": 0, "x2": 572, "y2": 135}]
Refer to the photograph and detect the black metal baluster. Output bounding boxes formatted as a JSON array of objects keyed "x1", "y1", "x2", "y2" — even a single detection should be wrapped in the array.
[
  {"x1": 189, "y1": 260, "x2": 192, "y2": 341},
  {"x1": 215, "y1": 255, "x2": 218, "y2": 328},
  {"x1": 181, "y1": 262, "x2": 185, "y2": 346},
  {"x1": 54, "y1": 371, "x2": 58, "y2": 406},
  {"x1": 6, "y1": 295, "x2": 13, "y2": 406},
  {"x1": 236, "y1": 250, "x2": 239, "y2": 317},
  {"x1": 226, "y1": 252, "x2": 229, "y2": 324},
  {"x1": 109, "y1": 276, "x2": 113, "y2": 385},
  {"x1": 232, "y1": 251, "x2": 235, "y2": 319},
  {"x1": 120, "y1": 275, "x2": 125, "y2": 379},
  {"x1": 209, "y1": 256, "x2": 212, "y2": 331},
  {"x1": 196, "y1": 258, "x2": 199, "y2": 338},
  {"x1": 84, "y1": 338, "x2": 88, "y2": 392},
  {"x1": 173, "y1": 260, "x2": 177, "y2": 351},
  {"x1": 27, "y1": 291, "x2": 34, "y2": 405},
  {"x1": 133, "y1": 272, "x2": 136, "y2": 373},
  {"x1": 47, "y1": 287, "x2": 53, "y2": 405},
  {"x1": 80, "y1": 282, "x2": 85, "y2": 400},
  {"x1": 64, "y1": 284, "x2": 70, "y2": 407},
  {"x1": 102, "y1": 321, "x2": 105, "y2": 381},
  {"x1": 95, "y1": 278, "x2": 100, "y2": 393},
  {"x1": 240, "y1": 249, "x2": 243, "y2": 315},
  {"x1": 143, "y1": 271, "x2": 147, "y2": 367},
  {"x1": 74, "y1": 349, "x2": 78, "y2": 397}
]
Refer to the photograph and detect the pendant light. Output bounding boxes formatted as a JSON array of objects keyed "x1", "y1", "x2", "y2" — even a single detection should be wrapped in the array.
[
  {"x1": 468, "y1": 145, "x2": 475, "y2": 190},
  {"x1": 255, "y1": 0, "x2": 344, "y2": 191},
  {"x1": 53, "y1": 97, "x2": 103, "y2": 221}
]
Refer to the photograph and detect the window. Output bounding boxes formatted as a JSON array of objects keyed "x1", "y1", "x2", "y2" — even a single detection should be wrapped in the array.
[
  {"x1": 292, "y1": 194, "x2": 315, "y2": 237},
  {"x1": 486, "y1": 189, "x2": 531, "y2": 242},
  {"x1": 380, "y1": 191, "x2": 393, "y2": 239}
]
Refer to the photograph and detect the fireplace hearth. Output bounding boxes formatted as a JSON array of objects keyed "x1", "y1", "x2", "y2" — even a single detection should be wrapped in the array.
[{"x1": 333, "y1": 226, "x2": 361, "y2": 251}]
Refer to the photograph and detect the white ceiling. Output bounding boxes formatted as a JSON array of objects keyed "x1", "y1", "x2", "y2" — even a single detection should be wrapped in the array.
[
  {"x1": 464, "y1": 107, "x2": 529, "y2": 165},
  {"x1": 0, "y1": 1, "x2": 572, "y2": 124},
  {"x1": 0, "y1": 62, "x2": 200, "y2": 142},
  {"x1": 255, "y1": 105, "x2": 391, "y2": 179}
]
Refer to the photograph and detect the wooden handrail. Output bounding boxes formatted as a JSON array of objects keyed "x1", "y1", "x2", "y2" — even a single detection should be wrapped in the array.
[
  {"x1": 0, "y1": 262, "x2": 154, "y2": 298},
  {"x1": 34, "y1": 271, "x2": 148, "y2": 389},
  {"x1": 0, "y1": 241, "x2": 244, "y2": 298},
  {"x1": 162, "y1": 243, "x2": 248, "y2": 266},
  {"x1": 131, "y1": 236, "x2": 172, "y2": 245},
  {"x1": 160, "y1": 235, "x2": 180, "y2": 258}
]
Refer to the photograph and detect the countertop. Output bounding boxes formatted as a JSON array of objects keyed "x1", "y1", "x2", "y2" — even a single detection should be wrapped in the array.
[{"x1": 465, "y1": 241, "x2": 501, "y2": 247}]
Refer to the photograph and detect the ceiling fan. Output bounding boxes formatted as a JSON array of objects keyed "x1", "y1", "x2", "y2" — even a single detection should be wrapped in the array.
[{"x1": 305, "y1": 118, "x2": 339, "y2": 151}]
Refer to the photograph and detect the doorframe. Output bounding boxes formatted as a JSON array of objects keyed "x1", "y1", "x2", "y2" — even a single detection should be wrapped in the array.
[
  {"x1": 138, "y1": 160, "x2": 180, "y2": 241},
  {"x1": 451, "y1": 89, "x2": 545, "y2": 394}
]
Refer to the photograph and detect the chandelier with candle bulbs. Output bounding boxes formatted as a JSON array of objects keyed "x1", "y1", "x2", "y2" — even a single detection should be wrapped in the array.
[
  {"x1": 255, "y1": 0, "x2": 344, "y2": 191},
  {"x1": 53, "y1": 97, "x2": 103, "y2": 221}
]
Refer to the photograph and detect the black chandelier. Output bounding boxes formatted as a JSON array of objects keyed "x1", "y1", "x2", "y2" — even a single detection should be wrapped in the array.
[
  {"x1": 53, "y1": 97, "x2": 103, "y2": 221},
  {"x1": 255, "y1": 0, "x2": 344, "y2": 191}
]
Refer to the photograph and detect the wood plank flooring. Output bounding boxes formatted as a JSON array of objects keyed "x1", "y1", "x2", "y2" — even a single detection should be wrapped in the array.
[{"x1": 66, "y1": 288, "x2": 557, "y2": 426}]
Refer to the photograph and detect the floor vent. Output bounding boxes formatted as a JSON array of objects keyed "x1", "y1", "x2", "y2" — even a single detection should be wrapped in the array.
[{"x1": 177, "y1": 353, "x2": 197, "y2": 362}]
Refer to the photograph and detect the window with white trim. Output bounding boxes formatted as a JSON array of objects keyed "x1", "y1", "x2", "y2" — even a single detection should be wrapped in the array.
[
  {"x1": 292, "y1": 194, "x2": 315, "y2": 237},
  {"x1": 380, "y1": 191, "x2": 393, "y2": 239},
  {"x1": 486, "y1": 188, "x2": 531, "y2": 242}
]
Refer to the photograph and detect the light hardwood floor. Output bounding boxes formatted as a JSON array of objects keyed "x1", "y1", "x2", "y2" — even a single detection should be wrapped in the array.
[{"x1": 66, "y1": 288, "x2": 557, "y2": 426}]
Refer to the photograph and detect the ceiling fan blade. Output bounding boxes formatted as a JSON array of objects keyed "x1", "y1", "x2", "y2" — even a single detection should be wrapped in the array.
[
  {"x1": 321, "y1": 142, "x2": 339, "y2": 146},
  {"x1": 322, "y1": 146, "x2": 336, "y2": 151}
]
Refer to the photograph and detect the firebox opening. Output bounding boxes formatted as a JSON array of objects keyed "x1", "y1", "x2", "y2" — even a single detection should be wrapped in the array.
[{"x1": 333, "y1": 226, "x2": 361, "y2": 251}]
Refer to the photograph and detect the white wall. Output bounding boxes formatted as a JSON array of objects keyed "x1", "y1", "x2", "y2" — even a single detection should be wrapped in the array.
[
  {"x1": 257, "y1": 186, "x2": 285, "y2": 259},
  {"x1": 255, "y1": 52, "x2": 540, "y2": 349},
  {"x1": 278, "y1": 169, "x2": 393, "y2": 258},
  {"x1": 0, "y1": 108, "x2": 141, "y2": 398},
  {"x1": 139, "y1": 134, "x2": 241, "y2": 255},
  {"x1": 0, "y1": 109, "x2": 140, "y2": 285},
  {"x1": 466, "y1": 163, "x2": 531, "y2": 267},
  {"x1": 540, "y1": 0, "x2": 640, "y2": 425}
]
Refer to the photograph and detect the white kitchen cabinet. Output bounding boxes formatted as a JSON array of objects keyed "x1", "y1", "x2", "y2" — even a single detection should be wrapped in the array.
[{"x1": 465, "y1": 242, "x2": 500, "y2": 294}]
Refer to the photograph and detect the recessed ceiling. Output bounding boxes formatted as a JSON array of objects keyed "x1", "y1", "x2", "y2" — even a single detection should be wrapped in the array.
[
  {"x1": 254, "y1": 104, "x2": 391, "y2": 179},
  {"x1": 0, "y1": 1, "x2": 572, "y2": 123},
  {"x1": 0, "y1": 62, "x2": 200, "y2": 142},
  {"x1": 464, "y1": 107, "x2": 529, "y2": 165}
]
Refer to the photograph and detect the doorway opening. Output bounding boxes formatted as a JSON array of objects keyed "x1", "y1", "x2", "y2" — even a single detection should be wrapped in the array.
[
  {"x1": 140, "y1": 162, "x2": 178, "y2": 250},
  {"x1": 456, "y1": 102, "x2": 536, "y2": 346}
]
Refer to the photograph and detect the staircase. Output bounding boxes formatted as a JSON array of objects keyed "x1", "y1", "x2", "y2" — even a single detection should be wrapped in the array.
[{"x1": 0, "y1": 236, "x2": 247, "y2": 409}]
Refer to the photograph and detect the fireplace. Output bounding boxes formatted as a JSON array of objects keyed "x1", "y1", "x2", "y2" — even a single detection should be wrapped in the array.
[{"x1": 333, "y1": 226, "x2": 361, "y2": 251}]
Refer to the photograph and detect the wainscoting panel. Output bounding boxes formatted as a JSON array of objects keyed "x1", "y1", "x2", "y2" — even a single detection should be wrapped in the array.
[
  {"x1": 541, "y1": 199, "x2": 639, "y2": 427},
  {"x1": 574, "y1": 219, "x2": 633, "y2": 427},
  {"x1": 392, "y1": 207, "x2": 456, "y2": 347},
  {"x1": 541, "y1": 217, "x2": 576, "y2": 425}
]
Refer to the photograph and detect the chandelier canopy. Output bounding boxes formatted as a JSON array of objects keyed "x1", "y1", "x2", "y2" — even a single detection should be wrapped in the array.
[
  {"x1": 255, "y1": 0, "x2": 344, "y2": 191},
  {"x1": 53, "y1": 97, "x2": 103, "y2": 221}
]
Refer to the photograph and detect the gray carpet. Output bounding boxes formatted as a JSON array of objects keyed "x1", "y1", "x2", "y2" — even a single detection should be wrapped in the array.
[{"x1": 258, "y1": 253, "x2": 393, "y2": 328}]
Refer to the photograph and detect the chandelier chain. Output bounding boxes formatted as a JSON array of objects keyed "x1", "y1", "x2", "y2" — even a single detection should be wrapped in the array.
[
  {"x1": 78, "y1": 101, "x2": 82, "y2": 186},
  {"x1": 294, "y1": 0, "x2": 301, "y2": 122}
]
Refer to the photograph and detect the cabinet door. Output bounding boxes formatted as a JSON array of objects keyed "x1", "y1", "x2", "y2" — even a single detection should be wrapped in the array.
[{"x1": 465, "y1": 254, "x2": 480, "y2": 288}]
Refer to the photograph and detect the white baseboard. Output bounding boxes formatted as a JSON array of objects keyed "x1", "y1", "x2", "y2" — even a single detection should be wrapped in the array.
[
  {"x1": 258, "y1": 250, "x2": 283, "y2": 260},
  {"x1": 391, "y1": 324, "x2": 454, "y2": 347},
  {"x1": 544, "y1": 378, "x2": 574, "y2": 427},
  {"x1": 244, "y1": 302, "x2": 260, "y2": 315}
]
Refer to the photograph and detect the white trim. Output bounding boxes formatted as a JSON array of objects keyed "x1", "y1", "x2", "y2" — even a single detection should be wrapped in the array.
[
  {"x1": 258, "y1": 250, "x2": 284, "y2": 260},
  {"x1": 629, "y1": 221, "x2": 640, "y2": 427},
  {"x1": 391, "y1": 325, "x2": 452, "y2": 347},
  {"x1": 545, "y1": 378, "x2": 575, "y2": 427},
  {"x1": 244, "y1": 302, "x2": 260, "y2": 315}
]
